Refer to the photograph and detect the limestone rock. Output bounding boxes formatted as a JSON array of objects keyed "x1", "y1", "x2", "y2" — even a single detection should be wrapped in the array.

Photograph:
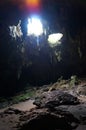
[{"x1": 33, "y1": 90, "x2": 79, "y2": 108}]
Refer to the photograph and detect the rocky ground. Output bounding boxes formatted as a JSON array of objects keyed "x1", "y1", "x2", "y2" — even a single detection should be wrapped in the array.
[{"x1": 0, "y1": 76, "x2": 86, "y2": 130}]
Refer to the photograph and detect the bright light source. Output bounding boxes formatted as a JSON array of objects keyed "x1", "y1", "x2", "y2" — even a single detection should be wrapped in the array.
[
  {"x1": 48, "y1": 33, "x2": 63, "y2": 47},
  {"x1": 27, "y1": 17, "x2": 43, "y2": 36}
]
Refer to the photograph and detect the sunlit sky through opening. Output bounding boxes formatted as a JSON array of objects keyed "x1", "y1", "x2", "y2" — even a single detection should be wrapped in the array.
[
  {"x1": 48, "y1": 33, "x2": 63, "y2": 47},
  {"x1": 27, "y1": 17, "x2": 43, "y2": 36}
]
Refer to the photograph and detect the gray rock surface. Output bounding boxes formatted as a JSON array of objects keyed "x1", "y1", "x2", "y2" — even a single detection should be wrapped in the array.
[{"x1": 33, "y1": 90, "x2": 79, "y2": 108}]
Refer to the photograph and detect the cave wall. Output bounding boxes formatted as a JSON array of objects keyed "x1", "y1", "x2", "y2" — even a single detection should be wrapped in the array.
[{"x1": 0, "y1": 0, "x2": 86, "y2": 95}]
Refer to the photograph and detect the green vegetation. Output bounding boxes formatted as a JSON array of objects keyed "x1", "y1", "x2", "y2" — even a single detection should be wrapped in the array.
[
  {"x1": 11, "y1": 91, "x2": 35, "y2": 104},
  {"x1": 0, "y1": 87, "x2": 37, "y2": 108},
  {"x1": 69, "y1": 75, "x2": 79, "y2": 87}
]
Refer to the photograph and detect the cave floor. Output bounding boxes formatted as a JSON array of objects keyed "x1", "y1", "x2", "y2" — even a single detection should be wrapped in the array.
[{"x1": 0, "y1": 78, "x2": 86, "y2": 130}]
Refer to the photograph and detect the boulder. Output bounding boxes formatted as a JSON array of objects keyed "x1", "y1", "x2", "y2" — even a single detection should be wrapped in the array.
[{"x1": 33, "y1": 90, "x2": 79, "y2": 108}]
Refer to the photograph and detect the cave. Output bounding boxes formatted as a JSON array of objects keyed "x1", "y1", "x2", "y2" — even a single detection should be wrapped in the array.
[{"x1": 0, "y1": 0, "x2": 86, "y2": 94}]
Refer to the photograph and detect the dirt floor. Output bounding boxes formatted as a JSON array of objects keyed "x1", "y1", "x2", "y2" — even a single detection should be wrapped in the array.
[{"x1": 0, "y1": 99, "x2": 36, "y2": 130}]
